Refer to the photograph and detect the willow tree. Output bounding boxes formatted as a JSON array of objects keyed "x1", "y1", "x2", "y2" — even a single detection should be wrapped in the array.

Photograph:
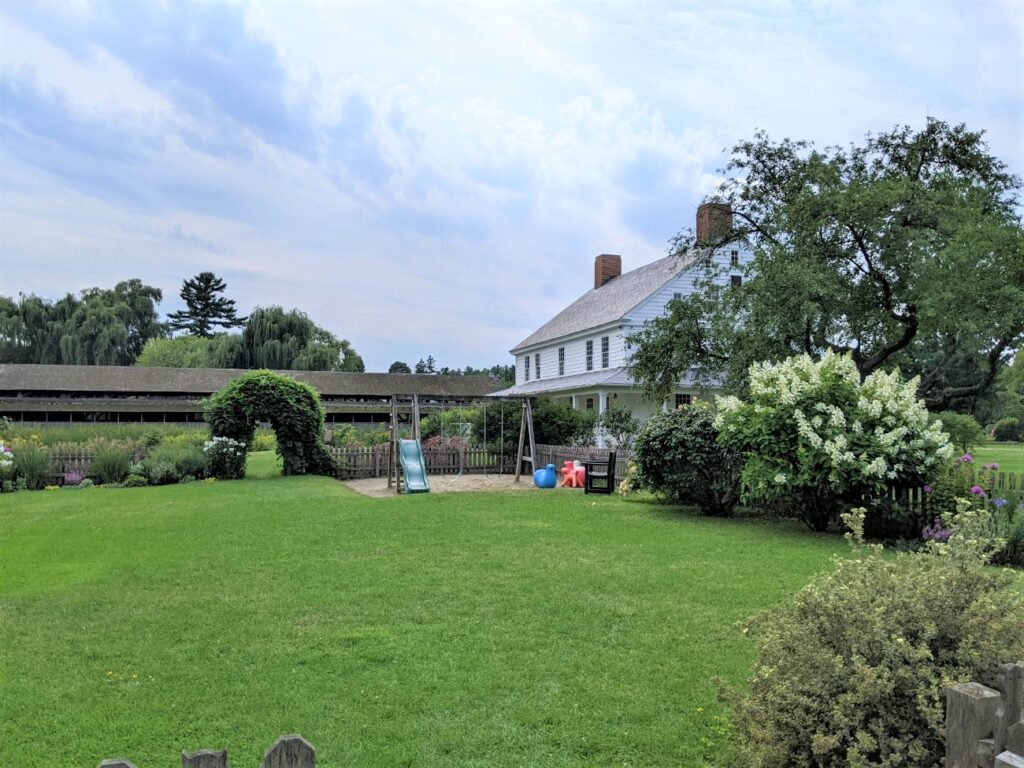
[{"x1": 629, "y1": 119, "x2": 1024, "y2": 409}]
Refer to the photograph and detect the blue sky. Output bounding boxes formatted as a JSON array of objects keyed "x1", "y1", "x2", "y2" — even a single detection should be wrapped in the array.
[{"x1": 1, "y1": 0, "x2": 1021, "y2": 371}]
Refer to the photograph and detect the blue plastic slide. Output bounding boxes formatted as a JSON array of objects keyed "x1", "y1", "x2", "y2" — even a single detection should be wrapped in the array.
[{"x1": 399, "y1": 439, "x2": 430, "y2": 494}]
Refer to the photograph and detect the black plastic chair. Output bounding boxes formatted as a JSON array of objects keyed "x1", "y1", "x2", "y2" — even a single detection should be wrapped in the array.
[{"x1": 584, "y1": 451, "x2": 616, "y2": 495}]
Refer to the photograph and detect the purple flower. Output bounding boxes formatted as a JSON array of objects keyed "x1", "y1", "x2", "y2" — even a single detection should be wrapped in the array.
[
  {"x1": 970, "y1": 485, "x2": 986, "y2": 496},
  {"x1": 922, "y1": 516, "x2": 954, "y2": 543},
  {"x1": 923, "y1": 485, "x2": 933, "y2": 494},
  {"x1": 992, "y1": 498, "x2": 1008, "y2": 508},
  {"x1": 959, "y1": 453, "x2": 974, "y2": 464}
]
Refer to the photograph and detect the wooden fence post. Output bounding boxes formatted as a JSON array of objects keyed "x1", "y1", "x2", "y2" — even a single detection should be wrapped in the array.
[
  {"x1": 262, "y1": 734, "x2": 315, "y2": 767},
  {"x1": 181, "y1": 748, "x2": 228, "y2": 767},
  {"x1": 948, "y1": 681, "x2": 1002, "y2": 768}
]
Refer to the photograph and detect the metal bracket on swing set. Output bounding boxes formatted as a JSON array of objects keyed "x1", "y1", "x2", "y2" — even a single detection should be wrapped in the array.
[{"x1": 513, "y1": 397, "x2": 537, "y2": 483}]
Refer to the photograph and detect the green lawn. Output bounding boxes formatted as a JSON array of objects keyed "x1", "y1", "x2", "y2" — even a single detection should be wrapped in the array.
[
  {"x1": 973, "y1": 440, "x2": 1024, "y2": 474},
  {"x1": 1, "y1": 453, "x2": 846, "y2": 767}
]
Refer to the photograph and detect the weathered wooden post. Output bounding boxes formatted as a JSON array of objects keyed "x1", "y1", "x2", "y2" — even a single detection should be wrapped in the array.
[
  {"x1": 996, "y1": 750, "x2": 1024, "y2": 767},
  {"x1": 182, "y1": 747, "x2": 228, "y2": 767},
  {"x1": 948, "y1": 681, "x2": 1002, "y2": 768},
  {"x1": 262, "y1": 734, "x2": 315, "y2": 767}
]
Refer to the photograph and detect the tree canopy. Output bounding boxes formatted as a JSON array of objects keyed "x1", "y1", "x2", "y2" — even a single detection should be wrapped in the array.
[
  {"x1": 0, "y1": 280, "x2": 163, "y2": 365},
  {"x1": 628, "y1": 119, "x2": 1024, "y2": 410},
  {"x1": 166, "y1": 272, "x2": 245, "y2": 337},
  {"x1": 137, "y1": 306, "x2": 364, "y2": 372}
]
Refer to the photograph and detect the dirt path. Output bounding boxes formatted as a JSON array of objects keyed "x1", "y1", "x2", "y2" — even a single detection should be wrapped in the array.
[{"x1": 342, "y1": 474, "x2": 564, "y2": 498}]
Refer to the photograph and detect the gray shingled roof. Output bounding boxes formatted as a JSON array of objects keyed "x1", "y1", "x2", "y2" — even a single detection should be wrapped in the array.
[
  {"x1": 491, "y1": 367, "x2": 707, "y2": 397},
  {"x1": 0, "y1": 365, "x2": 500, "y2": 399},
  {"x1": 510, "y1": 252, "x2": 698, "y2": 352}
]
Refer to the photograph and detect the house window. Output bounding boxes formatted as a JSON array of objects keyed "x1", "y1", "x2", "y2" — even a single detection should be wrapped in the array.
[
  {"x1": 601, "y1": 336, "x2": 609, "y2": 368},
  {"x1": 586, "y1": 340, "x2": 594, "y2": 371},
  {"x1": 586, "y1": 397, "x2": 594, "y2": 411},
  {"x1": 730, "y1": 250, "x2": 739, "y2": 267},
  {"x1": 731, "y1": 275, "x2": 743, "y2": 287},
  {"x1": 524, "y1": 356, "x2": 530, "y2": 382},
  {"x1": 535, "y1": 353, "x2": 541, "y2": 380},
  {"x1": 673, "y1": 292, "x2": 682, "y2": 300},
  {"x1": 675, "y1": 393, "x2": 692, "y2": 408},
  {"x1": 558, "y1": 347, "x2": 565, "y2": 376}
]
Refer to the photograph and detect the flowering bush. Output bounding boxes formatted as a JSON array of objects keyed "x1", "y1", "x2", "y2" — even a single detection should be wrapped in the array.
[
  {"x1": 715, "y1": 352, "x2": 954, "y2": 530},
  {"x1": 203, "y1": 436, "x2": 247, "y2": 480},
  {"x1": 731, "y1": 505, "x2": 1024, "y2": 767},
  {"x1": 0, "y1": 441, "x2": 16, "y2": 490},
  {"x1": 925, "y1": 454, "x2": 1024, "y2": 565}
]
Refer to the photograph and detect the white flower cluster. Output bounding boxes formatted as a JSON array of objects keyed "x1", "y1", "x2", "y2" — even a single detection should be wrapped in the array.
[
  {"x1": 203, "y1": 436, "x2": 247, "y2": 457},
  {"x1": 717, "y1": 351, "x2": 953, "y2": 495},
  {"x1": 0, "y1": 440, "x2": 13, "y2": 472}
]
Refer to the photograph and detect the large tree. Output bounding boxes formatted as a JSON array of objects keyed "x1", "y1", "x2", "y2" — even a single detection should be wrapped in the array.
[
  {"x1": 0, "y1": 280, "x2": 163, "y2": 365},
  {"x1": 166, "y1": 272, "x2": 245, "y2": 337},
  {"x1": 629, "y1": 119, "x2": 1024, "y2": 409}
]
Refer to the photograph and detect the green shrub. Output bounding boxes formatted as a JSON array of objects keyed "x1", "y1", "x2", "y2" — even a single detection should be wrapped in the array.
[
  {"x1": 90, "y1": 446, "x2": 132, "y2": 485},
  {"x1": 14, "y1": 444, "x2": 53, "y2": 490},
  {"x1": 203, "y1": 436, "x2": 247, "y2": 480},
  {"x1": 716, "y1": 351, "x2": 954, "y2": 531},
  {"x1": 992, "y1": 417, "x2": 1022, "y2": 442},
  {"x1": 631, "y1": 404, "x2": 741, "y2": 516},
  {"x1": 732, "y1": 505, "x2": 1024, "y2": 767},
  {"x1": 600, "y1": 403, "x2": 641, "y2": 449},
  {"x1": 251, "y1": 431, "x2": 277, "y2": 452},
  {"x1": 143, "y1": 460, "x2": 179, "y2": 486},
  {"x1": 142, "y1": 443, "x2": 208, "y2": 484},
  {"x1": 78, "y1": 478, "x2": 94, "y2": 489},
  {"x1": 122, "y1": 474, "x2": 148, "y2": 488},
  {"x1": 421, "y1": 407, "x2": 477, "y2": 442},
  {"x1": 533, "y1": 398, "x2": 598, "y2": 447},
  {"x1": 930, "y1": 410, "x2": 985, "y2": 452}
]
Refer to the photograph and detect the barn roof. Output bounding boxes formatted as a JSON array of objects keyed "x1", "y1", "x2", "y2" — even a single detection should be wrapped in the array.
[
  {"x1": 0, "y1": 364, "x2": 500, "y2": 399},
  {"x1": 510, "y1": 251, "x2": 699, "y2": 353}
]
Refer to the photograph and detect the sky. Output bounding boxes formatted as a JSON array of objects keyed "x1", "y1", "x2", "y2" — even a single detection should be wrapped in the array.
[{"x1": 1, "y1": 0, "x2": 1022, "y2": 372}]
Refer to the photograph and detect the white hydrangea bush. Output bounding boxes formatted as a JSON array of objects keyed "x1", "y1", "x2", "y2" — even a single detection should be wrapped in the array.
[
  {"x1": 715, "y1": 351, "x2": 954, "y2": 530},
  {"x1": 203, "y1": 435, "x2": 248, "y2": 480}
]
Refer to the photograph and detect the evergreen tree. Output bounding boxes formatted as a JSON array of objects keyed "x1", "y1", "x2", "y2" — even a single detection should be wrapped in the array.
[
  {"x1": 414, "y1": 358, "x2": 427, "y2": 373},
  {"x1": 389, "y1": 361, "x2": 412, "y2": 373},
  {"x1": 166, "y1": 272, "x2": 245, "y2": 337}
]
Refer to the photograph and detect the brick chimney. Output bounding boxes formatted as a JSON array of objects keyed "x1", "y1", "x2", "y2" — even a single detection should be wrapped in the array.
[
  {"x1": 594, "y1": 254, "x2": 622, "y2": 289},
  {"x1": 696, "y1": 203, "x2": 733, "y2": 244}
]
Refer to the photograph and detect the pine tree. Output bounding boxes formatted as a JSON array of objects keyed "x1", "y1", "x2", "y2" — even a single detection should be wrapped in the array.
[{"x1": 167, "y1": 272, "x2": 245, "y2": 337}]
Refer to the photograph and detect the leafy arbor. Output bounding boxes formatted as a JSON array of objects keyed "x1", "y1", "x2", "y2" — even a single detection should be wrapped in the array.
[
  {"x1": 166, "y1": 272, "x2": 245, "y2": 337},
  {"x1": 629, "y1": 119, "x2": 1024, "y2": 409},
  {"x1": 204, "y1": 370, "x2": 336, "y2": 476}
]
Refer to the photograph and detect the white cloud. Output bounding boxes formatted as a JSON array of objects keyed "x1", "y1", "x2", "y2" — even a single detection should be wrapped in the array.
[{"x1": 1, "y1": 0, "x2": 1020, "y2": 371}]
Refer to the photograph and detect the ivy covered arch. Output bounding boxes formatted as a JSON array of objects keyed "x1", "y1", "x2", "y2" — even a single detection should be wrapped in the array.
[{"x1": 205, "y1": 370, "x2": 336, "y2": 476}]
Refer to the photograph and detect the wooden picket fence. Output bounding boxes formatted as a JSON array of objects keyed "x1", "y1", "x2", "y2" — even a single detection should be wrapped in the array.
[
  {"x1": 48, "y1": 445, "x2": 147, "y2": 485},
  {"x1": 329, "y1": 444, "x2": 517, "y2": 479},
  {"x1": 328, "y1": 443, "x2": 631, "y2": 480}
]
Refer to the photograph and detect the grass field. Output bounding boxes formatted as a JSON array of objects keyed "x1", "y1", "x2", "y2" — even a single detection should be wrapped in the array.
[
  {"x1": 1, "y1": 453, "x2": 847, "y2": 767},
  {"x1": 973, "y1": 440, "x2": 1024, "y2": 474}
]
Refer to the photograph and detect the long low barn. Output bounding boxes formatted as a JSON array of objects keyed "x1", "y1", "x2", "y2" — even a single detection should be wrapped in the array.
[{"x1": 0, "y1": 364, "x2": 501, "y2": 425}]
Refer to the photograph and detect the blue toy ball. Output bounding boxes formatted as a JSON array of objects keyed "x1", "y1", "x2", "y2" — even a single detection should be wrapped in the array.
[{"x1": 534, "y1": 463, "x2": 557, "y2": 488}]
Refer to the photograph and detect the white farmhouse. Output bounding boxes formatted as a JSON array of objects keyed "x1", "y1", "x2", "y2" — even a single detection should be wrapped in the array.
[{"x1": 493, "y1": 205, "x2": 751, "y2": 447}]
